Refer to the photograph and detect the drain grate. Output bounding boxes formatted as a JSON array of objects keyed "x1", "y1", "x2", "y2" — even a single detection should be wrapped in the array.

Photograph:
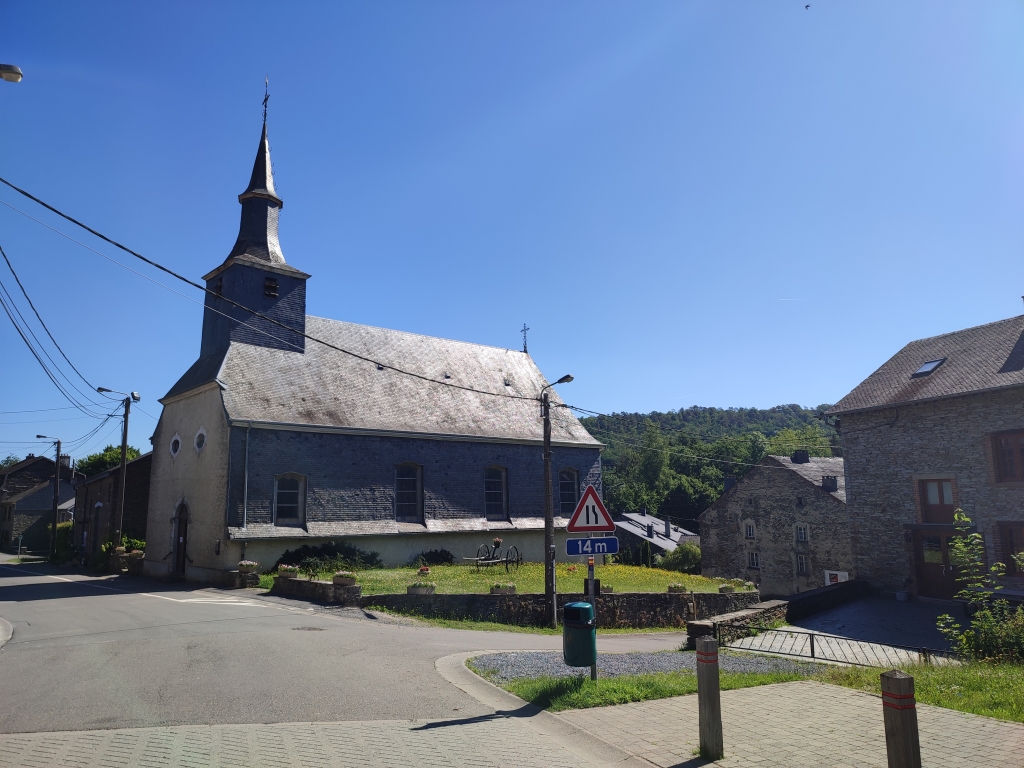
[{"x1": 292, "y1": 626, "x2": 326, "y2": 631}]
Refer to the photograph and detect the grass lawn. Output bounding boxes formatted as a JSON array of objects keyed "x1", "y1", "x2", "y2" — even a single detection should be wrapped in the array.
[
  {"x1": 363, "y1": 608, "x2": 689, "y2": 635},
  {"x1": 265, "y1": 563, "x2": 742, "y2": 595},
  {"x1": 479, "y1": 668, "x2": 806, "y2": 712},
  {"x1": 817, "y1": 662, "x2": 1024, "y2": 723}
]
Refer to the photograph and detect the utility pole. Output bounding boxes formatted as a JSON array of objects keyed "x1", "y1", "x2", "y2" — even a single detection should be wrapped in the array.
[
  {"x1": 540, "y1": 374, "x2": 573, "y2": 629},
  {"x1": 97, "y1": 388, "x2": 140, "y2": 547},
  {"x1": 49, "y1": 439, "x2": 61, "y2": 559},
  {"x1": 543, "y1": 391, "x2": 555, "y2": 628}
]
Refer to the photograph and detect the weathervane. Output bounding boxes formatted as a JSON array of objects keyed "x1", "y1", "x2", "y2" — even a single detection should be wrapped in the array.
[
  {"x1": 263, "y1": 77, "x2": 269, "y2": 124},
  {"x1": 521, "y1": 323, "x2": 530, "y2": 354}
]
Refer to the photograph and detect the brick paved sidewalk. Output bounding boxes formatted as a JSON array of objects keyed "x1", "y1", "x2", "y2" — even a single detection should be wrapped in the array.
[
  {"x1": 0, "y1": 717, "x2": 594, "y2": 768},
  {"x1": 558, "y1": 680, "x2": 1024, "y2": 767}
]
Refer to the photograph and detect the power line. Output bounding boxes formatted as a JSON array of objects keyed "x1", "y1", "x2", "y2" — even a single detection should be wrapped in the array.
[
  {"x1": 0, "y1": 405, "x2": 84, "y2": 415},
  {"x1": 0, "y1": 177, "x2": 540, "y2": 404}
]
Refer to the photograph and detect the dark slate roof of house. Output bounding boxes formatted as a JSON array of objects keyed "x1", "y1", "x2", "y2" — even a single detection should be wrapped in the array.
[
  {"x1": 614, "y1": 512, "x2": 698, "y2": 552},
  {"x1": 767, "y1": 455, "x2": 845, "y2": 503},
  {"x1": 165, "y1": 316, "x2": 599, "y2": 446},
  {"x1": 829, "y1": 315, "x2": 1024, "y2": 415},
  {"x1": 75, "y1": 452, "x2": 153, "y2": 487},
  {"x1": 227, "y1": 514, "x2": 574, "y2": 541}
]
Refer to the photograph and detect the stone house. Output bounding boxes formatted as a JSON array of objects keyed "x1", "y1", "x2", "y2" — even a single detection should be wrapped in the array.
[
  {"x1": 0, "y1": 454, "x2": 79, "y2": 552},
  {"x1": 143, "y1": 119, "x2": 602, "y2": 583},
  {"x1": 829, "y1": 314, "x2": 1024, "y2": 598},
  {"x1": 614, "y1": 510, "x2": 698, "y2": 563},
  {"x1": 698, "y1": 453, "x2": 852, "y2": 597},
  {"x1": 73, "y1": 452, "x2": 152, "y2": 558}
]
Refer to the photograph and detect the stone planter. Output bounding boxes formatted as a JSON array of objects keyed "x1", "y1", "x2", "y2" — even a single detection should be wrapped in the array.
[
  {"x1": 601, "y1": 586, "x2": 613, "y2": 593},
  {"x1": 490, "y1": 586, "x2": 516, "y2": 595},
  {"x1": 668, "y1": 586, "x2": 687, "y2": 593},
  {"x1": 129, "y1": 551, "x2": 145, "y2": 560},
  {"x1": 333, "y1": 575, "x2": 357, "y2": 586},
  {"x1": 238, "y1": 565, "x2": 257, "y2": 574},
  {"x1": 115, "y1": 547, "x2": 126, "y2": 555},
  {"x1": 277, "y1": 571, "x2": 298, "y2": 580},
  {"x1": 718, "y1": 585, "x2": 735, "y2": 594},
  {"x1": 407, "y1": 586, "x2": 436, "y2": 595}
]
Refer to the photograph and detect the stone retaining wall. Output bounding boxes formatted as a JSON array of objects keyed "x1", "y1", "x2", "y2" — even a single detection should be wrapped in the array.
[
  {"x1": 267, "y1": 577, "x2": 761, "y2": 628},
  {"x1": 685, "y1": 599, "x2": 789, "y2": 648},
  {"x1": 108, "y1": 554, "x2": 145, "y2": 577}
]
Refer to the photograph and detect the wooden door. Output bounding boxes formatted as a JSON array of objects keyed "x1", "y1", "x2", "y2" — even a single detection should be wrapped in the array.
[
  {"x1": 915, "y1": 533, "x2": 956, "y2": 599},
  {"x1": 174, "y1": 515, "x2": 189, "y2": 574}
]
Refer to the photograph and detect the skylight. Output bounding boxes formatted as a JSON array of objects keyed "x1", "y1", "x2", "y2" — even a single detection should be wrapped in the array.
[{"x1": 912, "y1": 358, "x2": 946, "y2": 377}]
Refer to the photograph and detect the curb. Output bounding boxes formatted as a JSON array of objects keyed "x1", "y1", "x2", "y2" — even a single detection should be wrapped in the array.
[
  {"x1": 435, "y1": 651, "x2": 654, "y2": 767},
  {"x1": 0, "y1": 617, "x2": 12, "y2": 650}
]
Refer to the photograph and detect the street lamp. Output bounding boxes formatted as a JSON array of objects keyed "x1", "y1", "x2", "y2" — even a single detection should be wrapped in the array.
[
  {"x1": 539, "y1": 373, "x2": 573, "y2": 628},
  {"x1": 97, "y1": 387, "x2": 141, "y2": 547},
  {"x1": 36, "y1": 434, "x2": 62, "y2": 559},
  {"x1": 0, "y1": 64, "x2": 23, "y2": 83}
]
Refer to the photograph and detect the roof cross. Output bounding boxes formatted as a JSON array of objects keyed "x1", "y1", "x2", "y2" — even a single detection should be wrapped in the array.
[
  {"x1": 262, "y1": 77, "x2": 269, "y2": 124},
  {"x1": 521, "y1": 323, "x2": 530, "y2": 354}
]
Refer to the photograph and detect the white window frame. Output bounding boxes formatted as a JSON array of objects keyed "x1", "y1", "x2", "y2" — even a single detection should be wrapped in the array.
[
  {"x1": 745, "y1": 523, "x2": 755, "y2": 539},
  {"x1": 169, "y1": 433, "x2": 182, "y2": 458},
  {"x1": 797, "y1": 554, "x2": 808, "y2": 574},
  {"x1": 748, "y1": 551, "x2": 760, "y2": 569},
  {"x1": 558, "y1": 468, "x2": 580, "y2": 517},
  {"x1": 194, "y1": 427, "x2": 208, "y2": 454},
  {"x1": 796, "y1": 524, "x2": 808, "y2": 542},
  {"x1": 273, "y1": 473, "x2": 306, "y2": 526}
]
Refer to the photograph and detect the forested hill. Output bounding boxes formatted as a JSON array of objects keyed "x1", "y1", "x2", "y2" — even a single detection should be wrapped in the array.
[{"x1": 578, "y1": 404, "x2": 839, "y2": 526}]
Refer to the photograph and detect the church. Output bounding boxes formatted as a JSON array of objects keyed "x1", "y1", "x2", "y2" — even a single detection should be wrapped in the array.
[{"x1": 143, "y1": 119, "x2": 602, "y2": 583}]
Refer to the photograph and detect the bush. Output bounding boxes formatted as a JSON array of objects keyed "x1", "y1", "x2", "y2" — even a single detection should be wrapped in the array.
[
  {"x1": 50, "y1": 521, "x2": 74, "y2": 563},
  {"x1": 658, "y1": 542, "x2": 701, "y2": 574},
  {"x1": 410, "y1": 549, "x2": 455, "y2": 567},
  {"x1": 90, "y1": 540, "x2": 114, "y2": 572},
  {"x1": 120, "y1": 536, "x2": 145, "y2": 552},
  {"x1": 276, "y1": 540, "x2": 382, "y2": 573}
]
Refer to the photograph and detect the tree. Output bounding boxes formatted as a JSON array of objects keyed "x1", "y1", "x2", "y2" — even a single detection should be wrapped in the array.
[
  {"x1": 77, "y1": 445, "x2": 141, "y2": 478},
  {"x1": 0, "y1": 453, "x2": 21, "y2": 470}
]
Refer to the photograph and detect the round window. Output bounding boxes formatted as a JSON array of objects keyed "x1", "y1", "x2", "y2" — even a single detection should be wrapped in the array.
[
  {"x1": 194, "y1": 428, "x2": 207, "y2": 453},
  {"x1": 169, "y1": 434, "x2": 182, "y2": 457}
]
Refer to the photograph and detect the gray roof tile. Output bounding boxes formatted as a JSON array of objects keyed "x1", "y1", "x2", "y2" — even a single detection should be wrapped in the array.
[
  {"x1": 830, "y1": 315, "x2": 1024, "y2": 415},
  {"x1": 767, "y1": 454, "x2": 845, "y2": 502}
]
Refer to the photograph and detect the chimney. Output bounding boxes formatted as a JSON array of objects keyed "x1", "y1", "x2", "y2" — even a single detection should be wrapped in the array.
[
  {"x1": 26, "y1": 453, "x2": 34, "y2": 458},
  {"x1": 724, "y1": 477, "x2": 736, "y2": 492},
  {"x1": 821, "y1": 475, "x2": 838, "y2": 492},
  {"x1": 59, "y1": 454, "x2": 70, "y2": 468},
  {"x1": 665, "y1": 518, "x2": 671, "y2": 538},
  {"x1": 641, "y1": 507, "x2": 647, "y2": 517},
  {"x1": 791, "y1": 449, "x2": 810, "y2": 464},
  {"x1": 646, "y1": 523, "x2": 654, "y2": 539}
]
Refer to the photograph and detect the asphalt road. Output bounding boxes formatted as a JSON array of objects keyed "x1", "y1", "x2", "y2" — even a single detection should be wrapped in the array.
[{"x1": 0, "y1": 559, "x2": 684, "y2": 734}]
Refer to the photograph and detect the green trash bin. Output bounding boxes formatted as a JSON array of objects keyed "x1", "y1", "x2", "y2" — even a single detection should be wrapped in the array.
[{"x1": 562, "y1": 601, "x2": 597, "y2": 667}]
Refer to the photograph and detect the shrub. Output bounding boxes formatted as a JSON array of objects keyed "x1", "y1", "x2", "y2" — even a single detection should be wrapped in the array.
[
  {"x1": 410, "y1": 549, "x2": 455, "y2": 567},
  {"x1": 276, "y1": 540, "x2": 382, "y2": 572},
  {"x1": 89, "y1": 540, "x2": 114, "y2": 572},
  {"x1": 937, "y1": 510, "x2": 1024, "y2": 662},
  {"x1": 50, "y1": 521, "x2": 74, "y2": 563},
  {"x1": 658, "y1": 542, "x2": 701, "y2": 574},
  {"x1": 121, "y1": 536, "x2": 146, "y2": 552}
]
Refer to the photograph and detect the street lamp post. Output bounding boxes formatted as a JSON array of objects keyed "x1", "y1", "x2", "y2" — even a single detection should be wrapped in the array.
[
  {"x1": 97, "y1": 388, "x2": 141, "y2": 547},
  {"x1": 540, "y1": 373, "x2": 573, "y2": 628},
  {"x1": 36, "y1": 435, "x2": 61, "y2": 559}
]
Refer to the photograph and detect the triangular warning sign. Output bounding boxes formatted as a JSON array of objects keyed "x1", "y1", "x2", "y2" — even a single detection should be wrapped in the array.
[{"x1": 566, "y1": 486, "x2": 615, "y2": 533}]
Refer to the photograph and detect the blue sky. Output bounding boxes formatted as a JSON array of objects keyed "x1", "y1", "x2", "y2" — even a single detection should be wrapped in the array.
[{"x1": 2, "y1": 2, "x2": 1024, "y2": 460}]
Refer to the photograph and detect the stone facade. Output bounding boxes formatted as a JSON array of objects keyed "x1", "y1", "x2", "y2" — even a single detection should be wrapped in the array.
[
  {"x1": 0, "y1": 456, "x2": 77, "y2": 552},
  {"x1": 839, "y1": 388, "x2": 1024, "y2": 595},
  {"x1": 73, "y1": 453, "x2": 151, "y2": 557},
  {"x1": 699, "y1": 455, "x2": 853, "y2": 598}
]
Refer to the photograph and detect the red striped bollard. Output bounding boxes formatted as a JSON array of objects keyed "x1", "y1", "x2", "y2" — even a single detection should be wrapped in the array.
[
  {"x1": 881, "y1": 670, "x2": 921, "y2": 768},
  {"x1": 696, "y1": 636, "x2": 723, "y2": 760}
]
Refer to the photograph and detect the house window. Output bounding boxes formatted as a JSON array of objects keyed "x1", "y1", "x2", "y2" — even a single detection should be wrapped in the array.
[
  {"x1": 274, "y1": 474, "x2": 305, "y2": 525},
  {"x1": 796, "y1": 524, "x2": 808, "y2": 542},
  {"x1": 748, "y1": 551, "x2": 760, "y2": 569},
  {"x1": 559, "y1": 469, "x2": 579, "y2": 517},
  {"x1": 169, "y1": 434, "x2": 182, "y2": 458},
  {"x1": 745, "y1": 523, "x2": 755, "y2": 539},
  {"x1": 1002, "y1": 524, "x2": 1024, "y2": 574},
  {"x1": 485, "y1": 467, "x2": 508, "y2": 520},
  {"x1": 395, "y1": 464, "x2": 423, "y2": 522},
  {"x1": 264, "y1": 277, "x2": 279, "y2": 298},
  {"x1": 797, "y1": 554, "x2": 808, "y2": 574},
  {"x1": 796, "y1": 496, "x2": 804, "y2": 507},
  {"x1": 994, "y1": 431, "x2": 1024, "y2": 482},
  {"x1": 920, "y1": 479, "x2": 954, "y2": 524}
]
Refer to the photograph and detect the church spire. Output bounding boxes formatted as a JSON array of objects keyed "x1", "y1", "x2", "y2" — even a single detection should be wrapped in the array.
[{"x1": 225, "y1": 101, "x2": 286, "y2": 265}]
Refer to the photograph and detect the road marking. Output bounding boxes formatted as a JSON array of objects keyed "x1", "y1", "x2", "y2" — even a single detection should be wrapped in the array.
[{"x1": 0, "y1": 564, "x2": 284, "y2": 609}]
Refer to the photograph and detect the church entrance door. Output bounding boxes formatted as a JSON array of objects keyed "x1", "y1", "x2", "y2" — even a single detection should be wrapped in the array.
[{"x1": 174, "y1": 506, "x2": 189, "y2": 574}]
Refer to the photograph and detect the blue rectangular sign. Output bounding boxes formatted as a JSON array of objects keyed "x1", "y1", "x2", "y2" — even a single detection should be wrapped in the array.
[{"x1": 566, "y1": 537, "x2": 619, "y2": 556}]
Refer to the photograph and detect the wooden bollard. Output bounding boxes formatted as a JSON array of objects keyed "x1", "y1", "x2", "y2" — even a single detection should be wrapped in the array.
[
  {"x1": 696, "y1": 636, "x2": 724, "y2": 760},
  {"x1": 881, "y1": 670, "x2": 921, "y2": 768}
]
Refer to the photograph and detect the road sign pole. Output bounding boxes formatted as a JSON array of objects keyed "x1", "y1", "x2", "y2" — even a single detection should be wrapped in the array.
[{"x1": 588, "y1": 549, "x2": 597, "y2": 681}]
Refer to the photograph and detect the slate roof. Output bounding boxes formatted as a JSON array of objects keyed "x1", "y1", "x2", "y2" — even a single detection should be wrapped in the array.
[
  {"x1": 767, "y1": 455, "x2": 845, "y2": 503},
  {"x1": 227, "y1": 515, "x2": 573, "y2": 541},
  {"x1": 165, "y1": 316, "x2": 599, "y2": 446},
  {"x1": 614, "y1": 512, "x2": 698, "y2": 552},
  {"x1": 829, "y1": 315, "x2": 1024, "y2": 415}
]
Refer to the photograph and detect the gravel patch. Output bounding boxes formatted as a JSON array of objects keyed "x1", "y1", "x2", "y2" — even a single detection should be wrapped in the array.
[{"x1": 470, "y1": 650, "x2": 823, "y2": 684}]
